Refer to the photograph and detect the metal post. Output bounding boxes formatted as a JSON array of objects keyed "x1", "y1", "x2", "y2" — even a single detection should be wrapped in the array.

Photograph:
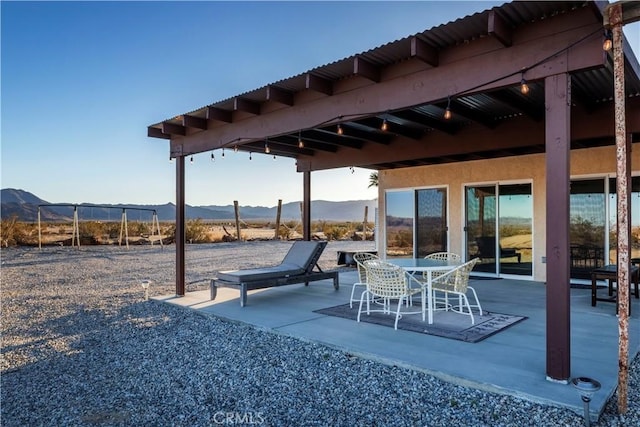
[{"x1": 609, "y1": 2, "x2": 630, "y2": 414}]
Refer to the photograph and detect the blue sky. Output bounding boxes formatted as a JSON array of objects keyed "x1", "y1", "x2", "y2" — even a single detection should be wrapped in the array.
[{"x1": 2, "y1": 1, "x2": 638, "y2": 207}]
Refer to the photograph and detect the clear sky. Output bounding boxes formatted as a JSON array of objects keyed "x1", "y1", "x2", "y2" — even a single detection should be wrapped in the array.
[{"x1": 2, "y1": 1, "x2": 638, "y2": 207}]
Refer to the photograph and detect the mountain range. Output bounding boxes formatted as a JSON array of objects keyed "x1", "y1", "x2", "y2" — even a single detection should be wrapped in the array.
[{"x1": 1, "y1": 188, "x2": 377, "y2": 222}]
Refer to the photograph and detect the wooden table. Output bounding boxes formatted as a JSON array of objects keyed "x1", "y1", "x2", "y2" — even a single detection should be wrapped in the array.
[{"x1": 590, "y1": 264, "x2": 639, "y2": 314}]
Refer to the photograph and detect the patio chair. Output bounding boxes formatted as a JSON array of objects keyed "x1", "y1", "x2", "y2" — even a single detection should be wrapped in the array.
[
  {"x1": 210, "y1": 240, "x2": 339, "y2": 307},
  {"x1": 349, "y1": 252, "x2": 379, "y2": 308},
  {"x1": 476, "y1": 236, "x2": 521, "y2": 263},
  {"x1": 423, "y1": 252, "x2": 462, "y2": 311},
  {"x1": 430, "y1": 258, "x2": 482, "y2": 324},
  {"x1": 357, "y1": 259, "x2": 423, "y2": 330}
]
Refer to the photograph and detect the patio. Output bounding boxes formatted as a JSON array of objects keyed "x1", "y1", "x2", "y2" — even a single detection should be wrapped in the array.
[{"x1": 159, "y1": 269, "x2": 640, "y2": 420}]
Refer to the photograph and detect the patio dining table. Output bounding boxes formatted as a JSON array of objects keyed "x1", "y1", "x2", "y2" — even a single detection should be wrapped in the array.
[{"x1": 386, "y1": 257, "x2": 461, "y2": 324}]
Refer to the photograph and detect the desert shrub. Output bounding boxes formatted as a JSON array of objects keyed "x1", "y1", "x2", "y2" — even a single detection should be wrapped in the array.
[
  {"x1": 186, "y1": 218, "x2": 211, "y2": 243},
  {"x1": 323, "y1": 224, "x2": 348, "y2": 241},
  {"x1": 1, "y1": 216, "x2": 27, "y2": 247}
]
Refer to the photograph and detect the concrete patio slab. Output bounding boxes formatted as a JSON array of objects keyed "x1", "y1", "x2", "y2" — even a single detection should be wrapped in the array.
[{"x1": 157, "y1": 270, "x2": 640, "y2": 420}]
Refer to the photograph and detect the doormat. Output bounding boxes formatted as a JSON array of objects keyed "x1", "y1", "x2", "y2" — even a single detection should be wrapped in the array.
[{"x1": 314, "y1": 304, "x2": 526, "y2": 343}]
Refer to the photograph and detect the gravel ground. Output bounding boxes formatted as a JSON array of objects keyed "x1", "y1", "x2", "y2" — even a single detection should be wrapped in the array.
[{"x1": 1, "y1": 242, "x2": 638, "y2": 426}]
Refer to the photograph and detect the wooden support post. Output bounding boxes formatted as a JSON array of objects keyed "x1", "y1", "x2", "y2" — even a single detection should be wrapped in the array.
[
  {"x1": 176, "y1": 155, "x2": 185, "y2": 296},
  {"x1": 274, "y1": 199, "x2": 282, "y2": 240},
  {"x1": 545, "y1": 72, "x2": 571, "y2": 383},
  {"x1": 38, "y1": 207, "x2": 42, "y2": 250},
  {"x1": 303, "y1": 171, "x2": 311, "y2": 240},
  {"x1": 234, "y1": 200, "x2": 242, "y2": 242},
  {"x1": 363, "y1": 206, "x2": 369, "y2": 240}
]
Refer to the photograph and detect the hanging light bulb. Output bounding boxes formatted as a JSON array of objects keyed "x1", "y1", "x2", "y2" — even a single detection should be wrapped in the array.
[
  {"x1": 264, "y1": 139, "x2": 270, "y2": 154},
  {"x1": 222, "y1": 148, "x2": 225, "y2": 158},
  {"x1": 249, "y1": 152, "x2": 252, "y2": 160},
  {"x1": 298, "y1": 130, "x2": 304, "y2": 148},
  {"x1": 381, "y1": 118, "x2": 388, "y2": 132},
  {"x1": 169, "y1": 157, "x2": 174, "y2": 163},
  {"x1": 443, "y1": 97, "x2": 452, "y2": 120},
  {"x1": 190, "y1": 156, "x2": 194, "y2": 164},
  {"x1": 520, "y1": 73, "x2": 530, "y2": 95},
  {"x1": 349, "y1": 166, "x2": 355, "y2": 174},
  {"x1": 337, "y1": 124, "x2": 344, "y2": 135},
  {"x1": 603, "y1": 29, "x2": 613, "y2": 51},
  {"x1": 234, "y1": 145, "x2": 238, "y2": 153},
  {"x1": 273, "y1": 154, "x2": 276, "y2": 160},
  {"x1": 210, "y1": 152, "x2": 215, "y2": 162}
]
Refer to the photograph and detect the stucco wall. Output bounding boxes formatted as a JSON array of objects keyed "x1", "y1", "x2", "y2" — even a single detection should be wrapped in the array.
[{"x1": 377, "y1": 145, "x2": 639, "y2": 282}]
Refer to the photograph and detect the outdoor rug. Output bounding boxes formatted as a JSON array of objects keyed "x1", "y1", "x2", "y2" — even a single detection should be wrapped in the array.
[{"x1": 314, "y1": 304, "x2": 526, "y2": 343}]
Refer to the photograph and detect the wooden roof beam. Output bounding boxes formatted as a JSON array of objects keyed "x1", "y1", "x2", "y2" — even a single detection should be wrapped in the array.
[
  {"x1": 486, "y1": 89, "x2": 544, "y2": 121},
  {"x1": 272, "y1": 135, "x2": 339, "y2": 153},
  {"x1": 356, "y1": 117, "x2": 424, "y2": 140},
  {"x1": 448, "y1": 99, "x2": 500, "y2": 129},
  {"x1": 354, "y1": 56, "x2": 380, "y2": 82},
  {"x1": 206, "y1": 107, "x2": 232, "y2": 123},
  {"x1": 234, "y1": 97, "x2": 261, "y2": 115},
  {"x1": 488, "y1": 10, "x2": 512, "y2": 47},
  {"x1": 147, "y1": 126, "x2": 171, "y2": 140},
  {"x1": 340, "y1": 123, "x2": 394, "y2": 144},
  {"x1": 266, "y1": 86, "x2": 294, "y2": 106},
  {"x1": 162, "y1": 122, "x2": 186, "y2": 136},
  {"x1": 305, "y1": 74, "x2": 333, "y2": 95},
  {"x1": 306, "y1": 129, "x2": 364, "y2": 149},
  {"x1": 410, "y1": 37, "x2": 439, "y2": 67},
  {"x1": 391, "y1": 110, "x2": 459, "y2": 135},
  {"x1": 182, "y1": 115, "x2": 207, "y2": 130}
]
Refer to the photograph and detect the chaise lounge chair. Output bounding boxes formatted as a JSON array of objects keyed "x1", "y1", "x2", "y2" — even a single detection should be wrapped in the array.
[{"x1": 210, "y1": 240, "x2": 339, "y2": 307}]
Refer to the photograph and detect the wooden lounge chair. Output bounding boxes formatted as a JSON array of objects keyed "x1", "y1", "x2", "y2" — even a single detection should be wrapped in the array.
[{"x1": 210, "y1": 240, "x2": 339, "y2": 307}]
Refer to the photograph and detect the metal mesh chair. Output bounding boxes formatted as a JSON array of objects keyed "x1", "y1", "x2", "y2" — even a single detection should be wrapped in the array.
[
  {"x1": 423, "y1": 252, "x2": 462, "y2": 311},
  {"x1": 430, "y1": 258, "x2": 482, "y2": 324},
  {"x1": 357, "y1": 259, "x2": 423, "y2": 330},
  {"x1": 349, "y1": 252, "x2": 379, "y2": 308}
]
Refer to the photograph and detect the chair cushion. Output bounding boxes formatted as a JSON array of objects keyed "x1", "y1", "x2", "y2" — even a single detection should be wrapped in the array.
[
  {"x1": 217, "y1": 263, "x2": 305, "y2": 283},
  {"x1": 282, "y1": 241, "x2": 322, "y2": 269}
]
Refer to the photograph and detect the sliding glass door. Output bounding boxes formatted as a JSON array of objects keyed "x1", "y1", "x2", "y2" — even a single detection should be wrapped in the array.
[
  {"x1": 465, "y1": 183, "x2": 532, "y2": 277},
  {"x1": 385, "y1": 188, "x2": 448, "y2": 258}
]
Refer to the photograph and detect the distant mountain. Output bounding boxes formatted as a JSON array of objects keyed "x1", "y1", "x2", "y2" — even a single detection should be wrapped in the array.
[{"x1": 1, "y1": 188, "x2": 377, "y2": 222}]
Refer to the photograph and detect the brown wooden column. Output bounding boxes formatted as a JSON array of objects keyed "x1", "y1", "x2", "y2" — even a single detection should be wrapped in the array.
[
  {"x1": 176, "y1": 155, "x2": 186, "y2": 296},
  {"x1": 545, "y1": 73, "x2": 571, "y2": 382},
  {"x1": 303, "y1": 171, "x2": 311, "y2": 241}
]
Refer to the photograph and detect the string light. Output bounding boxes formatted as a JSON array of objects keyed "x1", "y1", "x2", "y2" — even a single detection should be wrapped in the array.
[
  {"x1": 169, "y1": 157, "x2": 174, "y2": 163},
  {"x1": 349, "y1": 166, "x2": 355, "y2": 174},
  {"x1": 603, "y1": 29, "x2": 613, "y2": 51},
  {"x1": 210, "y1": 152, "x2": 215, "y2": 162},
  {"x1": 520, "y1": 73, "x2": 530, "y2": 95},
  {"x1": 264, "y1": 139, "x2": 270, "y2": 154},
  {"x1": 443, "y1": 97, "x2": 452, "y2": 120},
  {"x1": 298, "y1": 130, "x2": 304, "y2": 148},
  {"x1": 221, "y1": 148, "x2": 225, "y2": 158},
  {"x1": 381, "y1": 118, "x2": 388, "y2": 131},
  {"x1": 337, "y1": 124, "x2": 344, "y2": 135},
  {"x1": 234, "y1": 145, "x2": 238, "y2": 153},
  {"x1": 190, "y1": 156, "x2": 194, "y2": 164},
  {"x1": 273, "y1": 154, "x2": 276, "y2": 160},
  {"x1": 249, "y1": 152, "x2": 252, "y2": 160}
]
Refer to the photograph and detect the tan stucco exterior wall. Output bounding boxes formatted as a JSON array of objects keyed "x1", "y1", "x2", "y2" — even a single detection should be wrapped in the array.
[{"x1": 377, "y1": 145, "x2": 639, "y2": 282}]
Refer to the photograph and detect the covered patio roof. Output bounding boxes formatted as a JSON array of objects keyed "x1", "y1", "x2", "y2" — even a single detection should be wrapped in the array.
[
  {"x1": 147, "y1": 0, "x2": 640, "y2": 385},
  {"x1": 148, "y1": 1, "x2": 640, "y2": 171}
]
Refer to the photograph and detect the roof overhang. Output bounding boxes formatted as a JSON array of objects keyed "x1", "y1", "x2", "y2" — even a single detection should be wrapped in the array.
[{"x1": 148, "y1": 1, "x2": 640, "y2": 172}]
